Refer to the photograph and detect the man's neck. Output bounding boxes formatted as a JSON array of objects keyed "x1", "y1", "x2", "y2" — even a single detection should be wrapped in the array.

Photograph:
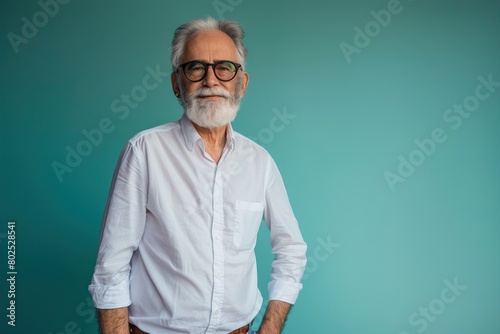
[{"x1": 192, "y1": 122, "x2": 228, "y2": 164}]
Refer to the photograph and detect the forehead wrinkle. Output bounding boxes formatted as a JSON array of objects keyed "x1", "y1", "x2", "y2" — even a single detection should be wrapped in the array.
[{"x1": 182, "y1": 30, "x2": 239, "y2": 64}]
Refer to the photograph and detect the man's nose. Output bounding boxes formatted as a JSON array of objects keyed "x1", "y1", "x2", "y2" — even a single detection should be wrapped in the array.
[{"x1": 202, "y1": 65, "x2": 219, "y2": 87}]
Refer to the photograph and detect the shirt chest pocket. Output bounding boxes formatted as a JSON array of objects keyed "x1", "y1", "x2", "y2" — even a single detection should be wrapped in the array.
[{"x1": 233, "y1": 200, "x2": 265, "y2": 250}]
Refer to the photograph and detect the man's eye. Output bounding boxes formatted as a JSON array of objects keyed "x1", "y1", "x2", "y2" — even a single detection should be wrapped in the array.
[
  {"x1": 187, "y1": 63, "x2": 204, "y2": 71},
  {"x1": 218, "y1": 63, "x2": 235, "y2": 72}
]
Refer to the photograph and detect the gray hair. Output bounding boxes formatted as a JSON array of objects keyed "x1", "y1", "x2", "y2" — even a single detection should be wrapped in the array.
[{"x1": 171, "y1": 17, "x2": 248, "y2": 71}]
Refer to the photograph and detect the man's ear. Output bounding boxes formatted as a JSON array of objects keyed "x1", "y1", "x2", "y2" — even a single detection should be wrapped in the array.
[
  {"x1": 240, "y1": 71, "x2": 249, "y2": 98},
  {"x1": 171, "y1": 72, "x2": 180, "y2": 97}
]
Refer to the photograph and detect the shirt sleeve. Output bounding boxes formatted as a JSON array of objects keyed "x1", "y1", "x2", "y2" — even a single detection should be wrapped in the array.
[
  {"x1": 263, "y1": 156, "x2": 307, "y2": 304},
  {"x1": 88, "y1": 141, "x2": 148, "y2": 309}
]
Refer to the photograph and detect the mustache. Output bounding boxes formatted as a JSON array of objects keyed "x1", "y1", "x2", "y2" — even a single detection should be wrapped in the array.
[{"x1": 191, "y1": 87, "x2": 231, "y2": 98}]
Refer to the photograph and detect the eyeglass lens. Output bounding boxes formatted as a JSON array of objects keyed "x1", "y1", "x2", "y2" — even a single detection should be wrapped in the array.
[{"x1": 183, "y1": 61, "x2": 238, "y2": 82}]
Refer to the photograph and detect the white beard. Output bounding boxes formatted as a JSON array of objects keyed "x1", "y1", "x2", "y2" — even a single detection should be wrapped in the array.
[{"x1": 180, "y1": 81, "x2": 242, "y2": 129}]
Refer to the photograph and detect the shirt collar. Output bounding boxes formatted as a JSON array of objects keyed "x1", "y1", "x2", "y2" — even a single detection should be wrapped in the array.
[
  {"x1": 224, "y1": 121, "x2": 236, "y2": 151},
  {"x1": 180, "y1": 113, "x2": 236, "y2": 151},
  {"x1": 180, "y1": 113, "x2": 201, "y2": 151}
]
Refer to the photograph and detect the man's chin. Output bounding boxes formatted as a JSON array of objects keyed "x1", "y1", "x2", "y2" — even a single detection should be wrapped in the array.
[
  {"x1": 185, "y1": 105, "x2": 238, "y2": 129},
  {"x1": 186, "y1": 112, "x2": 234, "y2": 129}
]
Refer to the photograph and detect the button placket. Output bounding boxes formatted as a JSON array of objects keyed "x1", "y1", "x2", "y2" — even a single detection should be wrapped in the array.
[{"x1": 206, "y1": 167, "x2": 225, "y2": 333}]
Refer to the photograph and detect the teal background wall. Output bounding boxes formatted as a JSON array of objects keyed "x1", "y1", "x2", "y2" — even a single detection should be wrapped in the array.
[{"x1": 2, "y1": 0, "x2": 499, "y2": 333}]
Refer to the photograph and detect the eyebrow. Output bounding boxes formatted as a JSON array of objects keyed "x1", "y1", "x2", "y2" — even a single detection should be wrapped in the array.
[{"x1": 185, "y1": 59, "x2": 238, "y2": 63}]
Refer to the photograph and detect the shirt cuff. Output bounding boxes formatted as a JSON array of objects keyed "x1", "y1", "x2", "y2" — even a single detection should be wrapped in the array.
[
  {"x1": 268, "y1": 279, "x2": 303, "y2": 305},
  {"x1": 88, "y1": 277, "x2": 131, "y2": 309}
]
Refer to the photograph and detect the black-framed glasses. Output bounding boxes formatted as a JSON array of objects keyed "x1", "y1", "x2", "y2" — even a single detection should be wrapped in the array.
[{"x1": 177, "y1": 60, "x2": 242, "y2": 82}]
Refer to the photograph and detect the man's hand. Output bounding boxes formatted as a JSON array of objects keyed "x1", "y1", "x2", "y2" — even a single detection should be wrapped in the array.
[
  {"x1": 97, "y1": 307, "x2": 129, "y2": 334},
  {"x1": 257, "y1": 300, "x2": 292, "y2": 334}
]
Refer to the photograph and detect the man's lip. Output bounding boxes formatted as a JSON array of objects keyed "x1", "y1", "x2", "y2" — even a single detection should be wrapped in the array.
[{"x1": 198, "y1": 95, "x2": 225, "y2": 99}]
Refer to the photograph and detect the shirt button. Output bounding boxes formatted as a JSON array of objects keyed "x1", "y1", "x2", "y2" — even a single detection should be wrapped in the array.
[{"x1": 215, "y1": 309, "x2": 220, "y2": 315}]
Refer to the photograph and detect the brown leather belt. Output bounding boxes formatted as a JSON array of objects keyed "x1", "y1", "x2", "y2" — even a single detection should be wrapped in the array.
[
  {"x1": 129, "y1": 323, "x2": 250, "y2": 334},
  {"x1": 130, "y1": 323, "x2": 147, "y2": 334},
  {"x1": 229, "y1": 324, "x2": 250, "y2": 334}
]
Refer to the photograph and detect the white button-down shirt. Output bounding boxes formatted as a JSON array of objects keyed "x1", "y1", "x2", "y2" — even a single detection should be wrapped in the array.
[{"x1": 89, "y1": 114, "x2": 307, "y2": 333}]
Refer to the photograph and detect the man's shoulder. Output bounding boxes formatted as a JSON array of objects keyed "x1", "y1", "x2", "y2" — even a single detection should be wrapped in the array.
[
  {"x1": 232, "y1": 130, "x2": 271, "y2": 157},
  {"x1": 128, "y1": 119, "x2": 181, "y2": 145}
]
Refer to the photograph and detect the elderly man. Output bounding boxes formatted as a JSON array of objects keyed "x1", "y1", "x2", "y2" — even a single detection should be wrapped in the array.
[{"x1": 89, "y1": 17, "x2": 307, "y2": 334}]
